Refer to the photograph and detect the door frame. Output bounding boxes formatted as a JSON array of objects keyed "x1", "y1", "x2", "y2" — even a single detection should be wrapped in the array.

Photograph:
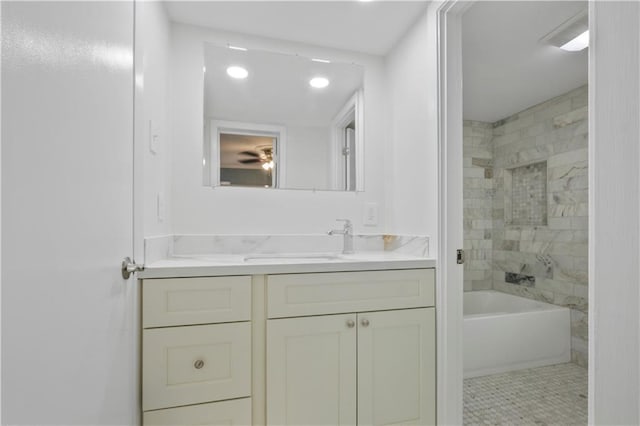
[
  {"x1": 437, "y1": 1, "x2": 597, "y2": 425},
  {"x1": 435, "y1": 1, "x2": 470, "y2": 424}
]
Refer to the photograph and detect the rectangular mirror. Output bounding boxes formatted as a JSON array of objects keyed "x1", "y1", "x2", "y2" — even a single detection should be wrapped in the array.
[{"x1": 203, "y1": 42, "x2": 364, "y2": 191}]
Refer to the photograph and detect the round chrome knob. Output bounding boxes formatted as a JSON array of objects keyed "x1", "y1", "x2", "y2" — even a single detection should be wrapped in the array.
[
  {"x1": 346, "y1": 319, "x2": 356, "y2": 328},
  {"x1": 194, "y1": 359, "x2": 205, "y2": 369},
  {"x1": 361, "y1": 318, "x2": 370, "y2": 327}
]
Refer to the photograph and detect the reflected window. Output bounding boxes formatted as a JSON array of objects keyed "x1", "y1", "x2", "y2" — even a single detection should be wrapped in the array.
[
  {"x1": 210, "y1": 120, "x2": 284, "y2": 188},
  {"x1": 220, "y1": 133, "x2": 276, "y2": 188}
]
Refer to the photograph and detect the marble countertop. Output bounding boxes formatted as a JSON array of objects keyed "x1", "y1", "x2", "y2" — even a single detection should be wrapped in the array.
[
  {"x1": 139, "y1": 252, "x2": 436, "y2": 279},
  {"x1": 139, "y1": 234, "x2": 435, "y2": 279}
]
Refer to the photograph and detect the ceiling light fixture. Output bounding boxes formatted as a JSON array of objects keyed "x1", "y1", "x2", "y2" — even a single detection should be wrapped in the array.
[
  {"x1": 309, "y1": 77, "x2": 330, "y2": 88},
  {"x1": 560, "y1": 30, "x2": 589, "y2": 52},
  {"x1": 540, "y1": 10, "x2": 589, "y2": 52},
  {"x1": 312, "y1": 58, "x2": 331, "y2": 63},
  {"x1": 227, "y1": 66, "x2": 248, "y2": 79},
  {"x1": 228, "y1": 45, "x2": 248, "y2": 51}
]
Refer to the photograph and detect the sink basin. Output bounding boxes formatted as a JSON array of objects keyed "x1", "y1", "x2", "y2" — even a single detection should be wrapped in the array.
[{"x1": 243, "y1": 253, "x2": 341, "y2": 263}]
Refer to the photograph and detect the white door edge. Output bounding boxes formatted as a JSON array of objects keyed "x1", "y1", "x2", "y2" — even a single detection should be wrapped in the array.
[{"x1": 435, "y1": 1, "x2": 469, "y2": 424}]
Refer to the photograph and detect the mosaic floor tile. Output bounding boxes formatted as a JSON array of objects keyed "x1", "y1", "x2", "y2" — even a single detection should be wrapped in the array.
[{"x1": 463, "y1": 363, "x2": 587, "y2": 426}]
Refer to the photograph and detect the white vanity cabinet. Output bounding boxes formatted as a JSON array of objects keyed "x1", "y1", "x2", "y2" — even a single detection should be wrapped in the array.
[
  {"x1": 140, "y1": 268, "x2": 435, "y2": 426},
  {"x1": 266, "y1": 269, "x2": 436, "y2": 426},
  {"x1": 141, "y1": 276, "x2": 253, "y2": 425}
]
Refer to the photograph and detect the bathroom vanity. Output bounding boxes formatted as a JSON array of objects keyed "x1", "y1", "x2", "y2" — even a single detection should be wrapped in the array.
[{"x1": 138, "y1": 246, "x2": 436, "y2": 426}]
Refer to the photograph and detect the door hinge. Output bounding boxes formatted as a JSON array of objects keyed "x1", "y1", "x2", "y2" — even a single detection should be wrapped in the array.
[{"x1": 456, "y1": 249, "x2": 465, "y2": 265}]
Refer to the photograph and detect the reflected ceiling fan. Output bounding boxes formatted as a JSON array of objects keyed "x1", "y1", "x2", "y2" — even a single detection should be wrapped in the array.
[{"x1": 238, "y1": 146, "x2": 274, "y2": 170}]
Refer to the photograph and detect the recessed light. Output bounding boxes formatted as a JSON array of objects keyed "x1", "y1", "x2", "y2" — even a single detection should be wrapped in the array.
[
  {"x1": 203, "y1": 66, "x2": 206, "y2": 73},
  {"x1": 227, "y1": 66, "x2": 248, "y2": 79},
  {"x1": 309, "y1": 77, "x2": 330, "y2": 88},
  {"x1": 312, "y1": 58, "x2": 331, "y2": 63},
  {"x1": 560, "y1": 30, "x2": 589, "y2": 51},
  {"x1": 228, "y1": 45, "x2": 248, "y2": 51}
]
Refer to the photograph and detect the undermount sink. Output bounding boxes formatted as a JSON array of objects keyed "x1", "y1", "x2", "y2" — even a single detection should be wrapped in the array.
[{"x1": 243, "y1": 253, "x2": 342, "y2": 263}]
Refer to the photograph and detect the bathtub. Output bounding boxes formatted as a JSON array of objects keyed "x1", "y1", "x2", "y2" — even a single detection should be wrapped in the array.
[{"x1": 464, "y1": 290, "x2": 571, "y2": 378}]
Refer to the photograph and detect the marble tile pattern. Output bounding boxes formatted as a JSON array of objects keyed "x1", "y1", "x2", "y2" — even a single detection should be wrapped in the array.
[
  {"x1": 463, "y1": 121, "x2": 495, "y2": 292},
  {"x1": 145, "y1": 234, "x2": 430, "y2": 259},
  {"x1": 464, "y1": 363, "x2": 587, "y2": 426},
  {"x1": 463, "y1": 85, "x2": 588, "y2": 367},
  {"x1": 144, "y1": 235, "x2": 173, "y2": 264}
]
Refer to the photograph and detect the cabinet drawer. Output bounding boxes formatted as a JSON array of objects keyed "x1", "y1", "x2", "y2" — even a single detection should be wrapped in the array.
[
  {"x1": 142, "y1": 322, "x2": 251, "y2": 411},
  {"x1": 143, "y1": 398, "x2": 252, "y2": 426},
  {"x1": 267, "y1": 269, "x2": 434, "y2": 318},
  {"x1": 142, "y1": 276, "x2": 251, "y2": 328}
]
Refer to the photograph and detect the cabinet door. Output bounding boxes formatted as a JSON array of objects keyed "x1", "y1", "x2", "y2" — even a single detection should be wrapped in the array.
[
  {"x1": 357, "y1": 308, "x2": 436, "y2": 426},
  {"x1": 267, "y1": 314, "x2": 357, "y2": 425}
]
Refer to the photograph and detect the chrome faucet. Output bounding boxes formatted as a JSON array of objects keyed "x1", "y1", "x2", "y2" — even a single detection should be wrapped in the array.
[{"x1": 328, "y1": 219, "x2": 354, "y2": 254}]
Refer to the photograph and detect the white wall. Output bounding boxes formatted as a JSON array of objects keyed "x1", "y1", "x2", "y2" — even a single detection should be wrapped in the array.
[
  {"x1": 169, "y1": 23, "x2": 388, "y2": 235},
  {"x1": 136, "y1": 2, "x2": 173, "y2": 240},
  {"x1": 285, "y1": 125, "x2": 331, "y2": 190},
  {"x1": 385, "y1": 11, "x2": 440, "y2": 245}
]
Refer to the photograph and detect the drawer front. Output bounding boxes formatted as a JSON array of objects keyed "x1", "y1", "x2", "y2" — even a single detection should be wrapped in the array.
[
  {"x1": 143, "y1": 398, "x2": 252, "y2": 425},
  {"x1": 142, "y1": 276, "x2": 251, "y2": 328},
  {"x1": 267, "y1": 269, "x2": 434, "y2": 318},
  {"x1": 143, "y1": 322, "x2": 251, "y2": 411}
]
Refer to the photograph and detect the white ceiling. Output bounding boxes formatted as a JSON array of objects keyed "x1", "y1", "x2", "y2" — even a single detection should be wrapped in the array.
[
  {"x1": 164, "y1": 1, "x2": 430, "y2": 56},
  {"x1": 462, "y1": 1, "x2": 588, "y2": 123}
]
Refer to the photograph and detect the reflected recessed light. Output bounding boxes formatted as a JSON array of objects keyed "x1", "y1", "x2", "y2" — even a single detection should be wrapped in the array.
[
  {"x1": 228, "y1": 45, "x2": 248, "y2": 51},
  {"x1": 227, "y1": 66, "x2": 248, "y2": 79},
  {"x1": 312, "y1": 58, "x2": 331, "y2": 63},
  {"x1": 560, "y1": 30, "x2": 589, "y2": 51},
  {"x1": 309, "y1": 77, "x2": 330, "y2": 88},
  {"x1": 203, "y1": 66, "x2": 206, "y2": 73}
]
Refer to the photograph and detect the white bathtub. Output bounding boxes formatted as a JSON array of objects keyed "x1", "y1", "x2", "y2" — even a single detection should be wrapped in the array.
[{"x1": 464, "y1": 290, "x2": 570, "y2": 378}]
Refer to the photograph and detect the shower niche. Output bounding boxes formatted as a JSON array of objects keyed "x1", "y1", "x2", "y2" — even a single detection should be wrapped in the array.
[{"x1": 504, "y1": 161, "x2": 548, "y2": 227}]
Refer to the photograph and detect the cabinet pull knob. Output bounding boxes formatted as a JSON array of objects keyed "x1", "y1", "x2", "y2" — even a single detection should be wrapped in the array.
[
  {"x1": 194, "y1": 359, "x2": 205, "y2": 369},
  {"x1": 346, "y1": 319, "x2": 356, "y2": 328},
  {"x1": 361, "y1": 318, "x2": 370, "y2": 327}
]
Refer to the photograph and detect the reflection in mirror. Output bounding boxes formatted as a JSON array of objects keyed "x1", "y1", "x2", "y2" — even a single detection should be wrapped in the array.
[
  {"x1": 220, "y1": 133, "x2": 276, "y2": 188},
  {"x1": 203, "y1": 43, "x2": 364, "y2": 191},
  {"x1": 213, "y1": 120, "x2": 282, "y2": 188}
]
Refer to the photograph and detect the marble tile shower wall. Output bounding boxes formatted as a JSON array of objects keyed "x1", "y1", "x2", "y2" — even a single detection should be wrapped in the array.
[
  {"x1": 463, "y1": 85, "x2": 588, "y2": 367},
  {"x1": 463, "y1": 121, "x2": 494, "y2": 292}
]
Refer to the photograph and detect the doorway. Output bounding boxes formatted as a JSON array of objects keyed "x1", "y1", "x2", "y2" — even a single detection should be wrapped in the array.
[{"x1": 460, "y1": 2, "x2": 588, "y2": 424}]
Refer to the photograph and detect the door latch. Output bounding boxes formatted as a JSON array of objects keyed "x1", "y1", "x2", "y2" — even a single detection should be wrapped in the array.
[{"x1": 456, "y1": 249, "x2": 465, "y2": 265}]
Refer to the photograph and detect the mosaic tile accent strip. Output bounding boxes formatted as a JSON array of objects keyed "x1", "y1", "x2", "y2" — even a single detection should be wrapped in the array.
[
  {"x1": 464, "y1": 363, "x2": 587, "y2": 426},
  {"x1": 506, "y1": 161, "x2": 548, "y2": 226}
]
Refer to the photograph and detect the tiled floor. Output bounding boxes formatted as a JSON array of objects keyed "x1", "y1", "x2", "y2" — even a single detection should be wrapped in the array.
[{"x1": 463, "y1": 363, "x2": 588, "y2": 426}]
